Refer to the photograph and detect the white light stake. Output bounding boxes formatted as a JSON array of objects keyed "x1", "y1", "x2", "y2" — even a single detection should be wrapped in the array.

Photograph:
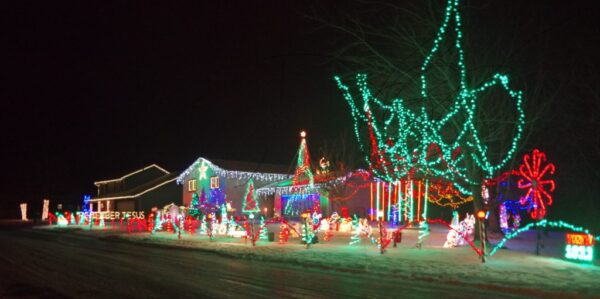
[
  {"x1": 42, "y1": 199, "x2": 49, "y2": 220},
  {"x1": 20, "y1": 203, "x2": 28, "y2": 221}
]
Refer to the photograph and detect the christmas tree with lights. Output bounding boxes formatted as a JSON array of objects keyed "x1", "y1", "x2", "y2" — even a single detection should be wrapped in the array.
[
  {"x1": 242, "y1": 179, "x2": 260, "y2": 214},
  {"x1": 189, "y1": 192, "x2": 201, "y2": 219},
  {"x1": 259, "y1": 216, "x2": 268, "y2": 240},
  {"x1": 349, "y1": 215, "x2": 361, "y2": 245},
  {"x1": 293, "y1": 131, "x2": 314, "y2": 187}
]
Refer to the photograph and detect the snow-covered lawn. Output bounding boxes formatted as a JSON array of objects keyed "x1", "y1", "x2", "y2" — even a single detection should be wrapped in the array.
[{"x1": 39, "y1": 223, "x2": 600, "y2": 297}]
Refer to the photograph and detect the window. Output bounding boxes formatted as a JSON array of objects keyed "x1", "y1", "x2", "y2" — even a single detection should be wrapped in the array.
[
  {"x1": 188, "y1": 179, "x2": 197, "y2": 192},
  {"x1": 210, "y1": 176, "x2": 219, "y2": 189}
]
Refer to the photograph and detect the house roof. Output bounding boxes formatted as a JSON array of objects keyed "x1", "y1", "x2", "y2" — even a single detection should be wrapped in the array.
[
  {"x1": 90, "y1": 172, "x2": 179, "y2": 202},
  {"x1": 255, "y1": 169, "x2": 371, "y2": 196},
  {"x1": 210, "y1": 159, "x2": 290, "y2": 174},
  {"x1": 176, "y1": 157, "x2": 292, "y2": 184},
  {"x1": 94, "y1": 164, "x2": 169, "y2": 186}
]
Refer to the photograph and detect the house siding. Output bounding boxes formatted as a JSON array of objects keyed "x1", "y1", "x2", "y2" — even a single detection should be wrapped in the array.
[{"x1": 138, "y1": 181, "x2": 182, "y2": 211}]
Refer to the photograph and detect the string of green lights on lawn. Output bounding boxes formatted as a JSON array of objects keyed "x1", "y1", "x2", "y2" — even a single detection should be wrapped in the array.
[
  {"x1": 334, "y1": 0, "x2": 525, "y2": 195},
  {"x1": 488, "y1": 219, "x2": 599, "y2": 257}
]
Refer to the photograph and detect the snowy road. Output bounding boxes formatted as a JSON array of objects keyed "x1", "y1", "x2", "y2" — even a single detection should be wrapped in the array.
[{"x1": 0, "y1": 228, "x2": 586, "y2": 298}]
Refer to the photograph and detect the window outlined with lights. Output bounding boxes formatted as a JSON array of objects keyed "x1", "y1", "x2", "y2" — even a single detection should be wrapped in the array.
[
  {"x1": 210, "y1": 176, "x2": 220, "y2": 189},
  {"x1": 188, "y1": 179, "x2": 197, "y2": 192}
]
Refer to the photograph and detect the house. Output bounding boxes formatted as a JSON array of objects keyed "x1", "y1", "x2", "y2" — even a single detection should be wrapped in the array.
[
  {"x1": 89, "y1": 164, "x2": 181, "y2": 213},
  {"x1": 175, "y1": 158, "x2": 291, "y2": 217},
  {"x1": 177, "y1": 132, "x2": 373, "y2": 219},
  {"x1": 255, "y1": 169, "x2": 373, "y2": 218}
]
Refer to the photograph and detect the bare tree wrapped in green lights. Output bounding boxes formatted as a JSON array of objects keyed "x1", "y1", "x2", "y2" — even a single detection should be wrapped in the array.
[{"x1": 334, "y1": 0, "x2": 526, "y2": 207}]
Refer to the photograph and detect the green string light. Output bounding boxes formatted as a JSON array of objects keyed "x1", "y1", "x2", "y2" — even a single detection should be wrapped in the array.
[
  {"x1": 334, "y1": 0, "x2": 526, "y2": 195},
  {"x1": 489, "y1": 219, "x2": 597, "y2": 256}
]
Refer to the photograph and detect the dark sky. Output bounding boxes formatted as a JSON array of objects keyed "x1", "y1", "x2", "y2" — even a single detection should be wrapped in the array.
[
  {"x1": 1, "y1": 1, "x2": 347, "y2": 210},
  {"x1": 1, "y1": 1, "x2": 599, "y2": 221}
]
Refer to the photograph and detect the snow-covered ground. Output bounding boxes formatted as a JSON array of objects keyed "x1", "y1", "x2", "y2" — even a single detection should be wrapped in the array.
[{"x1": 37, "y1": 222, "x2": 600, "y2": 297}]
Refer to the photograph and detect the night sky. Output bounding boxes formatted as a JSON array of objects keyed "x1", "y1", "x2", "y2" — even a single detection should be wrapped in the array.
[{"x1": 1, "y1": 1, "x2": 599, "y2": 222}]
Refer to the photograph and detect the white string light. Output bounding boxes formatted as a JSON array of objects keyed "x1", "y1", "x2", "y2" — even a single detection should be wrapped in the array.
[{"x1": 176, "y1": 157, "x2": 293, "y2": 184}]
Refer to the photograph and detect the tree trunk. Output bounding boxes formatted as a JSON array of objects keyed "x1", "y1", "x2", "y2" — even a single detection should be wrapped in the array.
[
  {"x1": 471, "y1": 183, "x2": 482, "y2": 239},
  {"x1": 487, "y1": 202, "x2": 500, "y2": 233}
]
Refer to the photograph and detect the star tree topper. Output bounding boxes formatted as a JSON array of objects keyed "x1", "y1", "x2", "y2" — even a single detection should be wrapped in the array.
[{"x1": 198, "y1": 161, "x2": 208, "y2": 180}]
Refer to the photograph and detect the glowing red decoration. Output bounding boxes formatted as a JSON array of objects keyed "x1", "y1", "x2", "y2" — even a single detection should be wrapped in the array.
[
  {"x1": 566, "y1": 233, "x2": 595, "y2": 246},
  {"x1": 517, "y1": 149, "x2": 556, "y2": 220},
  {"x1": 279, "y1": 223, "x2": 290, "y2": 244}
]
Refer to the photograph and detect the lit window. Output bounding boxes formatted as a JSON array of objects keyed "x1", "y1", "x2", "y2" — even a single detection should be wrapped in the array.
[
  {"x1": 210, "y1": 176, "x2": 219, "y2": 189},
  {"x1": 188, "y1": 180, "x2": 197, "y2": 192}
]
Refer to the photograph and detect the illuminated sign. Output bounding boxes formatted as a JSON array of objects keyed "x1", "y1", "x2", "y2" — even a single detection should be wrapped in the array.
[
  {"x1": 90, "y1": 211, "x2": 145, "y2": 220},
  {"x1": 565, "y1": 233, "x2": 594, "y2": 262}
]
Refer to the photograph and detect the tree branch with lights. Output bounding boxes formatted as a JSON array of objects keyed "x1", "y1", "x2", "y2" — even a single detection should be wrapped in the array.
[{"x1": 334, "y1": 0, "x2": 526, "y2": 209}]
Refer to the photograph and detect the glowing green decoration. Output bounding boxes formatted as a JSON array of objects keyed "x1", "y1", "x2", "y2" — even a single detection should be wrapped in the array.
[
  {"x1": 418, "y1": 223, "x2": 429, "y2": 248},
  {"x1": 565, "y1": 233, "x2": 594, "y2": 262},
  {"x1": 409, "y1": 181, "x2": 414, "y2": 222},
  {"x1": 242, "y1": 179, "x2": 260, "y2": 214},
  {"x1": 152, "y1": 211, "x2": 162, "y2": 234},
  {"x1": 259, "y1": 216, "x2": 269, "y2": 240},
  {"x1": 349, "y1": 215, "x2": 361, "y2": 245},
  {"x1": 489, "y1": 219, "x2": 597, "y2": 257},
  {"x1": 171, "y1": 216, "x2": 180, "y2": 235},
  {"x1": 78, "y1": 212, "x2": 86, "y2": 225},
  {"x1": 188, "y1": 193, "x2": 201, "y2": 219},
  {"x1": 301, "y1": 222, "x2": 313, "y2": 246},
  {"x1": 293, "y1": 132, "x2": 315, "y2": 187},
  {"x1": 199, "y1": 215, "x2": 207, "y2": 235},
  {"x1": 565, "y1": 245, "x2": 593, "y2": 262},
  {"x1": 334, "y1": 0, "x2": 526, "y2": 195},
  {"x1": 397, "y1": 187, "x2": 402, "y2": 222}
]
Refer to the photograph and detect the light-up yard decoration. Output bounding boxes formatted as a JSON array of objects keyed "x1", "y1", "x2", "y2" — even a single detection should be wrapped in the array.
[
  {"x1": 565, "y1": 233, "x2": 594, "y2": 262},
  {"x1": 20, "y1": 203, "x2": 27, "y2": 221},
  {"x1": 242, "y1": 179, "x2": 260, "y2": 214},
  {"x1": 442, "y1": 212, "x2": 475, "y2": 248},
  {"x1": 369, "y1": 178, "x2": 472, "y2": 225},
  {"x1": 489, "y1": 219, "x2": 599, "y2": 258},
  {"x1": 370, "y1": 180, "x2": 428, "y2": 224},
  {"x1": 42, "y1": 199, "x2": 50, "y2": 221},
  {"x1": 516, "y1": 149, "x2": 555, "y2": 220},
  {"x1": 293, "y1": 131, "x2": 314, "y2": 186},
  {"x1": 334, "y1": 0, "x2": 525, "y2": 198}
]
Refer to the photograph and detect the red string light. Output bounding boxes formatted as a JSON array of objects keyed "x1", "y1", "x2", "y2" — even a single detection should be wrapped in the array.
[{"x1": 516, "y1": 149, "x2": 556, "y2": 220}]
